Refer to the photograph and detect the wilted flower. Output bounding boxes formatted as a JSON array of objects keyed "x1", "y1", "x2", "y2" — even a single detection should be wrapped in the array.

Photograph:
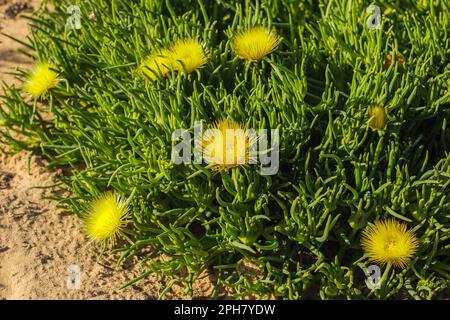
[{"x1": 384, "y1": 54, "x2": 406, "y2": 69}]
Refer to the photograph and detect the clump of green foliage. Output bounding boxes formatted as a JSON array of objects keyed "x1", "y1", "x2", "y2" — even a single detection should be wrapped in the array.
[{"x1": 1, "y1": 0, "x2": 449, "y2": 299}]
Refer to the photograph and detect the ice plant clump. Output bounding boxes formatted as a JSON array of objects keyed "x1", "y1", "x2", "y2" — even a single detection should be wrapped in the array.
[
  {"x1": 368, "y1": 105, "x2": 388, "y2": 130},
  {"x1": 23, "y1": 62, "x2": 60, "y2": 99},
  {"x1": 83, "y1": 192, "x2": 130, "y2": 244},
  {"x1": 140, "y1": 49, "x2": 173, "y2": 81},
  {"x1": 3, "y1": 0, "x2": 450, "y2": 300},
  {"x1": 170, "y1": 39, "x2": 207, "y2": 73},
  {"x1": 201, "y1": 120, "x2": 257, "y2": 171},
  {"x1": 232, "y1": 26, "x2": 280, "y2": 61},
  {"x1": 361, "y1": 219, "x2": 419, "y2": 268}
]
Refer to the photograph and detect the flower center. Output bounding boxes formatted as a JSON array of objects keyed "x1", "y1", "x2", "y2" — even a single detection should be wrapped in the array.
[{"x1": 384, "y1": 238, "x2": 398, "y2": 253}]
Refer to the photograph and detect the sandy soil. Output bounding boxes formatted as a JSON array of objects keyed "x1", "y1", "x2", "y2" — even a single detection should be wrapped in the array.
[{"x1": 0, "y1": 0, "x2": 212, "y2": 300}]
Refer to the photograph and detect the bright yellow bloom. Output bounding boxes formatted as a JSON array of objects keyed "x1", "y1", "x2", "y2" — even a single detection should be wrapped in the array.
[
  {"x1": 140, "y1": 49, "x2": 173, "y2": 80},
  {"x1": 83, "y1": 192, "x2": 130, "y2": 244},
  {"x1": 232, "y1": 26, "x2": 280, "y2": 61},
  {"x1": 23, "y1": 62, "x2": 60, "y2": 99},
  {"x1": 361, "y1": 219, "x2": 419, "y2": 268},
  {"x1": 170, "y1": 39, "x2": 207, "y2": 73},
  {"x1": 201, "y1": 120, "x2": 257, "y2": 171},
  {"x1": 368, "y1": 105, "x2": 388, "y2": 130}
]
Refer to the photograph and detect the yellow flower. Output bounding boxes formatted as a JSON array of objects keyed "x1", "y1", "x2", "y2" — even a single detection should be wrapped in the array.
[
  {"x1": 83, "y1": 192, "x2": 130, "y2": 244},
  {"x1": 368, "y1": 105, "x2": 388, "y2": 130},
  {"x1": 200, "y1": 119, "x2": 257, "y2": 171},
  {"x1": 24, "y1": 62, "x2": 60, "y2": 99},
  {"x1": 232, "y1": 26, "x2": 280, "y2": 61},
  {"x1": 361, "y1": 219, "x2": 419, "y2": 268},
  {"x1": 170, "y1": 38, "x2": 207, "y2": 73},
  {"x1": 140, "y1": 49, "x2": 173, "y2": 81}
]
